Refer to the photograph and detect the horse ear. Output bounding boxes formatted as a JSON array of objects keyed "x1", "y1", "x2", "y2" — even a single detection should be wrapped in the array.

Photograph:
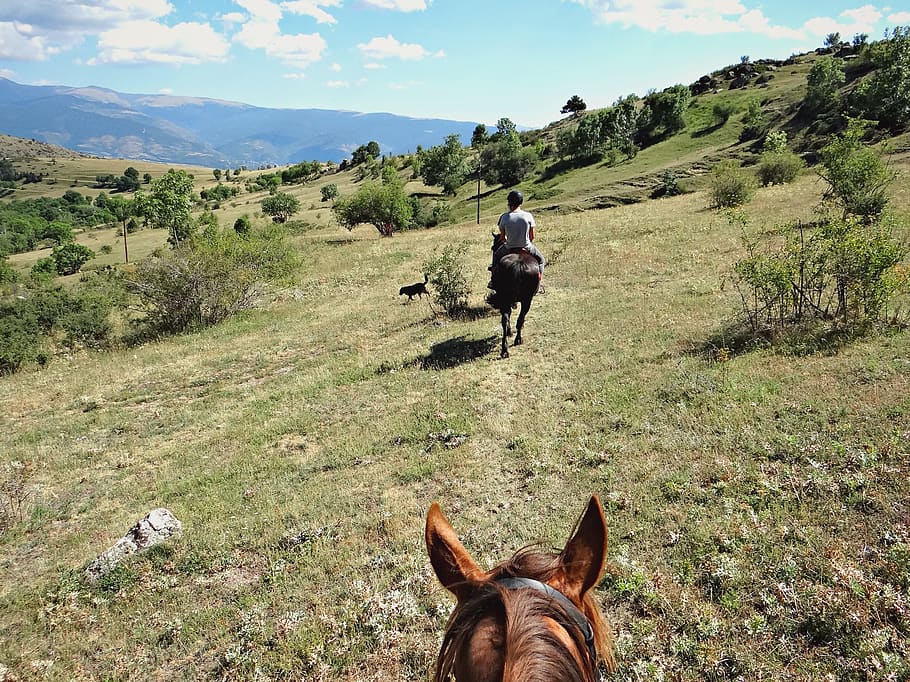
[
  {"x1": 425, "y1": 502, "x2": 484, "y2": 601},
  {"x1": 558, "y1": 495, "x2": 608, "y2": 603}
]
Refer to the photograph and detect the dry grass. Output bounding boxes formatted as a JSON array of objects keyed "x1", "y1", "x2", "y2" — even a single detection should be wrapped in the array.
[{"x1": 1, "y1": 155, "x2": 909, "y2": 680}]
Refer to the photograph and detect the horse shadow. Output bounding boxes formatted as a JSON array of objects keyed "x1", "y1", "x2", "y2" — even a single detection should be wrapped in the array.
[{"x1": 419, "y1": 335, "x2": 499, "y2": 370}]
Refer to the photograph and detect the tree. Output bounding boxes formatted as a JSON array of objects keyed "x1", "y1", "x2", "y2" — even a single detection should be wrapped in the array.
[
  {"x1": 561, "y1": 95, "x2": 587, "y2": 117},
  {"x1": 52, "y1": 242, "x2": 95, "y2": 275},
  {"x1": 857, "y1": 26, "x2": 910, "y2": 128},
  {"x1": 321, "y1": 183, "x2": 338, "y2": 202},
  {"x1": 42, "y1": 221, "x2": 74, "y2": 245},
  {"x1": 333, "y1": 182, "x2": 413, "y2": 236},
  {"x1": 817, "y1": 118, "x2": 894, "y2": 219},
  {"x1": 741, "y1": 99, "x2": 766, "y2": 140},
  {"x1": 418, "y1": 134, "x2": 470, "y2": 195},
  {"x1": 804, "y1": 56, "x2": 845, "y2": 116},
  {"x1": 491, "y1": 117, "x2": 517, "y2": 142},
  {"x1": 639, "y1": 85, "x2": 691, "y2": 142},
  {"x1": 136, "y1": 168, "x2": 196, "y2": 245},
  {"x1": 825, "y1": 32, "x2": 841, "y2": 48},
  {"x1": 351, "y1": 141, "x2": 381, "y2": 165},
  {"x1": 471, "y1": 124, "x2": 489, "y2": 148},
  {"x1": 480, "y1": 131, "x2": 537, "y2": 187},
  {"x1": 261, "y1": 191, "x2": 301, "y2": 223},
  {"x1": 234, "y1": 215, "x2": 252, "y2": 234},
  {"x1": 0, "y1": 158, "x2": 15, "y2": 182},
  {"x1": 213, "y1": 169, "x2": 222, "y2": 182}
]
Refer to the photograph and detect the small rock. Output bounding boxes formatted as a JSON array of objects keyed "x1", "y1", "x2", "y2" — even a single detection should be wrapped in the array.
[{"x1": 85, "y1": 508, "x2": 182, "y2": 581}]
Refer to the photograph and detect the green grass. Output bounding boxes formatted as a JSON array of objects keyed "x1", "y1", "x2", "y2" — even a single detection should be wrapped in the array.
[{"x1": 1, "y1": 160, "x2": 909, "y2": 679}]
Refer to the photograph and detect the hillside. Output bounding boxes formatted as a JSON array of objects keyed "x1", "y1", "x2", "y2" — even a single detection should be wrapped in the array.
[{"x1": 2, "y1": 41, "x2": 910, "y2": 681}]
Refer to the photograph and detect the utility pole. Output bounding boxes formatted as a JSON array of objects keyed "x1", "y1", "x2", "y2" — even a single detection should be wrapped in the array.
[{"x1": 476, "y1": 158, "x2": 481, "y2": 225}]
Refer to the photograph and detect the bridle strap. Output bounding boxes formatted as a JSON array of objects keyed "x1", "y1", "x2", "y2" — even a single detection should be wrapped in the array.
[{"x1": 496, "y1": 577, "x2": 597, "y2": 667}]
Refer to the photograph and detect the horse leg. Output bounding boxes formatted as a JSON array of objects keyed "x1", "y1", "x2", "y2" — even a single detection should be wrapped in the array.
[
  {"x1": 500, "y1": 310, "x2": 510, "y2": 358},
  {"x1": 513, "y1": 298, "x2": 532, "y2": 346}
]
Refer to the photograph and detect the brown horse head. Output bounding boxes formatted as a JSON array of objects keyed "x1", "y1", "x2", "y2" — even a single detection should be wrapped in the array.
[{"x1": 425, "y1": 496, "x2": 616, "y2": 681}]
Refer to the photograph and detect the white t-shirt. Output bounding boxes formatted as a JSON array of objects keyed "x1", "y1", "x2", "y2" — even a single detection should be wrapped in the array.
[{"x1": 498, "y1": 209, "x2": 535, "y2": 249}]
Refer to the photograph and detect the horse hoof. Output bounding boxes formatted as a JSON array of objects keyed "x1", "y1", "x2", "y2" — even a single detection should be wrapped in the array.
[
  {"x1": 514, "y1": 337, "x2": 523, "y2": 346},
  {"x1": 501, "y1": 349, "x2": 509, "y2": 358}
]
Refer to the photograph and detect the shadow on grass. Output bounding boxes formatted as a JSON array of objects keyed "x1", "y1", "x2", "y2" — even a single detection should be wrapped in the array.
[
  {"x1": 452, "y1": 304, "x2": 495, "y2": 322},
  {"x1": 689, "y1": 319, "x2": 895, "y2": 359},
  {"x1": 692, "y1": 122, "x2": 725, "y2": 138},
  {"x1": 418, "y1": 335, "x2": 499, "y2": 370}
]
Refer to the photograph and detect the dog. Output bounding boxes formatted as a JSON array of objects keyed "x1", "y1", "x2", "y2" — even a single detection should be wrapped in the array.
[{"x1": 399, "y1": 274, "x2": 429, "y2": 302}]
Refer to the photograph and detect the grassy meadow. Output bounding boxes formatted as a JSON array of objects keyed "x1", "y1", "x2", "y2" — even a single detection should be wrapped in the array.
[{"x1": 1, "y1": 148, "x2": 909, "y2": 682}]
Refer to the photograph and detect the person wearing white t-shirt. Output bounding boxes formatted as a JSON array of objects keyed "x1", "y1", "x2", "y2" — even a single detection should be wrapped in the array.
[{"x1": 488, "y1": 190, "x2": 545, "y2": 288}]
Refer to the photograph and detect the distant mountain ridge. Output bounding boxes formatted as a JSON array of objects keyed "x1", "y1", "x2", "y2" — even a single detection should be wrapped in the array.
[{"x1": 0, "y1": 78, "x2": 482, "y2": 167}]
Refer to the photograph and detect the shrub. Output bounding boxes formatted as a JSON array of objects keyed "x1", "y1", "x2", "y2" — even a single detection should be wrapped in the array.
[
  {"x1": 817, "y1": 119, "x2": 894, "y2": 220},
  {"x1": 233, "y1": 215, "x2": 252, "y2": 234},
  {"x1": 731, "y1": 216, "x2": 906, "y2": 333},
  {"x1": 321, "y1": 184, "x2": 338, "y2": 202},
  {"x1": 52, "y1": 242, "x2": 95, "y2": 275},
  {"x1": 652, "y1": 169, "x2": 682, "y2": 198},
  {"x1": 804, "y1": 56, "x2": 845, "y2": 117},
  {"x1": 709, "y1": 160, "x2": 755, "y2": 208},
  {"x1": 422, "y1": 242, "x2": 471, "y2": 317},
  {"x1": 30, "y1": 257, "x2": 57, "y2": 280},
  {"x1": 712, "y1": 101, "x2": 736, "y2": 126},
  {"x1": 757, "y1": 151, "x2": 805, "y2": 186},
  {"x1": 127, "y1": 226, "x2": 298, "y2": 334}
]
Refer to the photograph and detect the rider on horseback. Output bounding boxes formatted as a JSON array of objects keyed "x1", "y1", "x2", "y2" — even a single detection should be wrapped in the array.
[{"x1": 488, "y1": 190, "x2": 546, "y2": 289}]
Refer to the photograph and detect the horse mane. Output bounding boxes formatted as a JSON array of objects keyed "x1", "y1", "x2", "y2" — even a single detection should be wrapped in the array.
[{"x1": 434, "y1": 547, "x2": 614, "y2": 682}]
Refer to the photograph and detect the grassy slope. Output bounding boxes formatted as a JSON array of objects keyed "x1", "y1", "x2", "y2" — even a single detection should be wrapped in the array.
[
  {"x1": 2, "y1": 51, "x2": 910, "y2": 680},
  {"x1": 1, "y1": 163, "x2": 909, "y2": 679}
]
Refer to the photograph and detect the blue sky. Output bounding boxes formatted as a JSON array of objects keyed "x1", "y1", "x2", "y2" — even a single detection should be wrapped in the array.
[{"x1": 1, "y1": 1, "x2": 908, "y2": 128}]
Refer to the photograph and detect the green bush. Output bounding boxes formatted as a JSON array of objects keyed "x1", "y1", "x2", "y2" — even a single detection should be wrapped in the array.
[
  {"x1": 30, "y1": 257, "x2": 57, "y2": 280},
  {"x1": 817, "y1": 119, "x2": 894, "y2": 220},
  {"x1": 757, "y1": 151, "x2": 805, "y2": 186},
  {"x1": 233, "y1": 215, "x2": 252, "y2": 234},
  {"x1": 712, "y1": 101, "x2": 736, "y2": 125},
  {"x1": 52, "y1": 242, "x2": 95, "y2": 275},
  {"x1": 709, "y1": 160, "x2": 755, "y2": 208},
  {"x1": 652, "y1": 169, "x2": 683, "y2": 198},
  {"x1": 731, "y1": 216, "x2": 906, "y2": 334},
  {"x1": 422, "y1": 242, "x2": 471, "y2": 317},
  {"x1": 127, "y1": 226, "x2": 299, "y2": 334}
]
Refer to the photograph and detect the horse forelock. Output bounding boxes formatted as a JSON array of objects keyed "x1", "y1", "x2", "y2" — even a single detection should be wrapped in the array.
[{"x1": 435, "y1": 548, "x2": 612, "y2": 682}]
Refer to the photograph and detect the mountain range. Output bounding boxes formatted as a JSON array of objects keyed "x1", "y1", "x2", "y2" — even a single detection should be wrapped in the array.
[{"x1": 0, "y1": 77, "x2": 482, "y2": 168}]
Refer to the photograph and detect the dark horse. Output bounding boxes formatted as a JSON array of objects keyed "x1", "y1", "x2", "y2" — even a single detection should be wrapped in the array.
[
  {"x1": 489, "y1": 251, "x2": 541, "y2": 358},
  {"x1": 425, "y1": 496, "x2": 616, "y2": 682}
]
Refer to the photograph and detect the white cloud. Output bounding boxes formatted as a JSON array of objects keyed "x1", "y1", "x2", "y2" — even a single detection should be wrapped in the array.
[
  {"x1": 359, "y1": 0, "x2": 429, "y2": 10},
  {"x1": 358, "y1": 34, "x2": 435, "y2": 60},
  {"x1": 233, "y1": 0, "x2": 327, "y2": 68},
  {"x1": 0, "y1": 1, "x2": 174, "y2": 31},
  {"x1": 0, "y1": 67, "x2": 16, "y2": 79},
  {"x1": 802, "y1": 6, "x2": 881, "y2": 39},
  {"x1": 330, "y1": 62, "x2": 342, "y2": 71},
  {"x1": 90, "y1": 20, "x2": 231, "y2": 65},
  {"x1": 158, "y1": 87, "x2": 173, "y2": 94},
  {"x1": 0, "y1": 2, "x2": 240, "y2": 65},
  {"x1": 363, "y1": 62, "x2": 386, "y2": 69},
  {"x1": 283, "y1": 72, "x2": 307, "y2": 79},
  {"x1": 326, "y1": 79, "x2": 349, "y2": 87},
  {"x1": 219, "y1": 12, "x2": 247, "y2": 24},
  {"x1": 0, "y1": 22, "x2": 63, "y2": 60},
  {"x1": 565, "y1": 0, "x2": 805, "y2": 38},
  {"x1": 887, "y1": 11, "x2": 910, "y2": 23},
  {"x1": 282, "y1": 0, "x2": 342, "y2": 25}
]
